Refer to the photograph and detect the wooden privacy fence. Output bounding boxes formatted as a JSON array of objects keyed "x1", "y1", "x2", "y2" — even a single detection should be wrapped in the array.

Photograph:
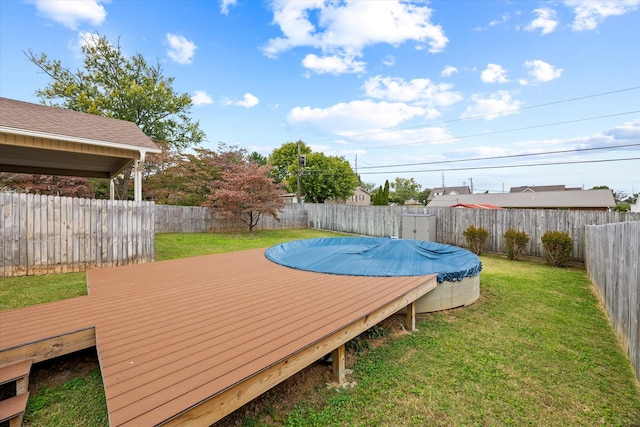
[
  {"x1": 0, "y1": 192, "x2": 155, "y2": 277},
  {"x1": 3, "y1": 195, "x2": 639, "y2": 276},
  {"x1": 304, "y1": 203, "x2": 640, "y2": 262},
  {"x1": 154, "y1": 204, "x2": 308, "y2": 233},
  {"x1": 585, "y1": 222, "x2": 640, "y2": 383}
]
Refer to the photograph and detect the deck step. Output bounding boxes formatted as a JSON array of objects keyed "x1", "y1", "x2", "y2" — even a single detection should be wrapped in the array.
[
  {"x1": 0, "y1": 392, "x2": 30, "y2": 426},
  {"x1": 0, "y1": 360, "x2": 32, "y2": 395}
]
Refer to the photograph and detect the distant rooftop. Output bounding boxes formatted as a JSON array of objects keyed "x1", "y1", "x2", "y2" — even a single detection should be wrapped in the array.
[
  {"x1": 427, "y1": 186, "x2": 471, "y2": 201},
  {"x1": 509, "y1": 185, "x2": 582, "y2": 193},
  {"x1": 428, "y1": 189, "x2": 615, "y2": 210}
]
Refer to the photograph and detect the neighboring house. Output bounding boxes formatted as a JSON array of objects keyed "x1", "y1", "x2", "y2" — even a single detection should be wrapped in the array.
[
  {"x1": 403, "y1": 198, "x2": 423, "y2": 206},
  {"x1": 510, "y1": 185, "x2": 581, "y2": 192},
  {"x1": 631, "y1": 200, "x2": 640, "y2": 212},
  {"x1": 281, "y1": 193, "x2": 298, "y2": 204},
  {"x1": 427, "y1": 186, "x2": 471, "y2": 202},
  {"x1": 345, "y1": 187, "x2": 371, "y2": 206},
  {"x1": 0, "y1": 97, "x2": 160, "y2": 201},
  {"x1": 427, "y1": 189, "x2": 616, "y2": 211}
]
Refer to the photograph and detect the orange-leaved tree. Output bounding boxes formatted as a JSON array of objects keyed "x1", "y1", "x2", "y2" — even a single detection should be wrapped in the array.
[{"x1": 204, "y1": 159, "x2": 285, "y2": 233}]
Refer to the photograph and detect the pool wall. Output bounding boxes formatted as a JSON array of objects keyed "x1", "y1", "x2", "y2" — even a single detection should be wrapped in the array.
[{"x1": 410, "y1": 275, "x2": 480, "y2": 313}]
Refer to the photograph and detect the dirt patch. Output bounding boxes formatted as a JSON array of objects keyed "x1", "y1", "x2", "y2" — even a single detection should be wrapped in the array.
[{"x1": 28, "y1": 348, "x2": 100, "y2": 396}]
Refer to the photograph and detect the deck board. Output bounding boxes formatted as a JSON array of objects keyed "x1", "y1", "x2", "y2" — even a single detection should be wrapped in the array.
[{"x1": 1, "y1": 248, "x2": 436, "y2": 426}]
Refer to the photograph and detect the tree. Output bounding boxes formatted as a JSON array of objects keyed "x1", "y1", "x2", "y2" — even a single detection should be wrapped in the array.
[
  {"x1": 357, "y1": 178, "x2": 376, "y2": 193},
  {"x1": 0, "y1": 173, "x2": 95, "y2": 198},
  {"x1": 143, "y1": 143, "x2": 246, "y2": 206},
  {"x1": 288, "y1": 152, "x2": 358, "y2": 203},
  {"x1": 204, "y1": 161, "x2": 285, "y2": 233},
  {"x1": 248, "y1": 152, "x2": 268, "y2": 166},
  {"x1": 390, "y1": 177, "x2": 421, "y2": 204},
  {"x1": 418, "y1": 188, "x2": 432, "y2": 204},
  {"x1": 26, "y1": 33, "x2": 205, "y2": 199},
  {"x1": 372, "y1": 185, "x2": 384, "y2": 205},
  {"x1": 382, "y1": 180, "x2": 390, "y2": 205},
  {"x1": 268, "y1": 141, "x2": 311, "y2": 187}
]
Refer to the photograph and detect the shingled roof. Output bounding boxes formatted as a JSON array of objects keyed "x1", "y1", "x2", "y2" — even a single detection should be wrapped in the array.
[
  {"x1": 0, "y1": 97, "x2": 159, "y2": 152},
  {"x1": 1, "y1": 97, "x2": 161, "y2": 200},
  {"x1": 428, "y1": 189, "x2": 616, "y2": 211}
]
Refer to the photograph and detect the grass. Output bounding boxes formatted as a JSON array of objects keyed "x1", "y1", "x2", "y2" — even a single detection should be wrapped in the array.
[
  {"x1": 276, "y1": 256, "x2": 640, "y2": 427},
  {"x1": 2, "y1": 230, "x2": 639, "y2": 426},
  {"x1": 25, "y1": 367, "x2": 108, "y2": 427},
  {"x1": 155, "y1": 229, "x2": 342, "y2": 261},
  {"x1": 0, "y1": 272, "x2": 86, "y2": 311}
]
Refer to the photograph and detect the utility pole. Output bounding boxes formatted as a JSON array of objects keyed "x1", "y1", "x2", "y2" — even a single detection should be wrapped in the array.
[
  {"x1": 469, "y1": 177, "x2": 474, "y2": 193},
  {"x1": 297, "y1": 140, "x2": 302, "y2": 204}
]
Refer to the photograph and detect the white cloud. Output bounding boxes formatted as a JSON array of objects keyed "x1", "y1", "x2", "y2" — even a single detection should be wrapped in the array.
[
  {"x1": 441, "y1": 65, "x2": 458, "y2": 77},
  {"x1": 474, "y1": 13, "x2": 512, "y2": 31},
  {"x1": 228, "y1": 93, "x2": 260, "y2": 108},
  {"x1": 524, "y1": 59, "x2": 563, "y2": 83},
  {"x1": 564, "y1": 0, "x2": 640, "y2": 31},
  {"x1": 287, "y1": 100, "x2": 430, "y2": 136},
  {"x1": 481, "y1": 63, "x2": 509, "y2": 84},
  {"x1": 219, "y1": 0, "x2": 237, "y2": 15},
  {"x1": 574, "y1": 119, "x2": 640, "y2": 148},
  {"x1": 191, "y1": 91, "x2": 213, "y2": 106},
  {"x1": 363, "y1": 76, "x2": 462, "y2": 108},
  {"x1": 489, "y1": 13, "x2": 511, "y2": 27},
  {"x1": 511, "y1": 119, "x2": 640, "y2": 153},
  {"x1": 28, "y1": 0, "x2": 107, "y2": 30},
  {"x1": 525, "y1": 7, "x2": 559, "y2": 35},
  {"x1": 166, "y1": 33, "x2": 197, "y2": 64},
  {"x1": 382, "y1": 55, "x2": 396, "y2": 67},
  {"x1": 75, "y1": 31, "x2": 102, "y2": 50},
  {"x1": 264, "y1": 0, "x2": 447, "y2": 75},
  {"x1": 356, "y1": 126, "x2": 457, "y2": 147},
  {"x1": 302, "y1": 53, "x2": 366, "y2": 74},
  {"x1": 461, "y1": 91, "x2": 523, "y2": 121},
  {"x1": 71, "y1": 31, "x2": 114, "y2": 56}
]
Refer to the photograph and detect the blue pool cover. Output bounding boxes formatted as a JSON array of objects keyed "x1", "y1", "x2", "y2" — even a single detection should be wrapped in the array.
[{"x1": 265, "y1": 237, "x2": 481, "y2": 283}]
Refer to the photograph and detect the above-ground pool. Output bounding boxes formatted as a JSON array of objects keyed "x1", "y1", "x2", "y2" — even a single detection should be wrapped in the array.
[{"x1": 265, "y1": 237, "x2": 482, "y2": 312}]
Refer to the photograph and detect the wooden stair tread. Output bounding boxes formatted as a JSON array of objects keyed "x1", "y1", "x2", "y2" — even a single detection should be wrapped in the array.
[
  {"x1": 0, "y1": 359, "x2": 32, "y2": 386},
  {"x1": 0, "y1": 392, "x2": 29, "y2": 422}
]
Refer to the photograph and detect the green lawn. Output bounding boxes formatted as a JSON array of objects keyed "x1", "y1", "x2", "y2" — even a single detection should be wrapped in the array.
[
  {"x1": 2, "y1": 230, "x2": 639, "y2": 426},
  {"x1": 274, "y1": 255, "x2": 640, "y2": 426}
]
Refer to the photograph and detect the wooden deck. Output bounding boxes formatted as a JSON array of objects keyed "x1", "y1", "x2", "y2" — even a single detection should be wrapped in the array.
[{"x1": 0, "y1": 248, "x2": 437, "y2": 426}]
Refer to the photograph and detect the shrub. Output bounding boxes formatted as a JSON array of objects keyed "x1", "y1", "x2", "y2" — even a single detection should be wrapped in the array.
[
  {"x1": 541, "y1": 230, "x2": 573, "y2": 267},
  {"x1": 463, "y1": 225, "x2": 489, "y2": 255},
  {"x1": 503, "y1": 228, "x2": 529, "y2": 261}
]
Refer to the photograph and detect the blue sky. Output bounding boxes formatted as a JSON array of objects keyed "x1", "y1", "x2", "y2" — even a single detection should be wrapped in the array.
[{"x1": 1, "y1": 0, "x2": 639, "y2": 196}]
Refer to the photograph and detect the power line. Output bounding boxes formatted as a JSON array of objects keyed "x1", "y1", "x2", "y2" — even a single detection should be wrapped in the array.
[
  {"x1": 358, "y1": 142, "x2": 640, "y2": 170},
  {"x1": 380, "y1": 111, "x2": 639, "y2": 148},
  {"x1": 305, "y1": 86, "x2": 640, "y2": 144},
  {"x1": 358, "y1": 157, "x2": 640, "y2": 175}
]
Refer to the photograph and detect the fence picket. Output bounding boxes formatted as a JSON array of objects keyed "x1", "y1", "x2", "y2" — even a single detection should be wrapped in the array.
[{"x1": 585, "y1": 222, "x2": 640, "y2": 383}]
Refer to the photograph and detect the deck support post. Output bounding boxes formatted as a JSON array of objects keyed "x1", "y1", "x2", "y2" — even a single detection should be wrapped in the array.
[
  {"x1": 406, "y1": 301, "x2": 417, "y2": 332},
  {"x1": 332, "y1": 344, "x2": 346, "y2": 384}
]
